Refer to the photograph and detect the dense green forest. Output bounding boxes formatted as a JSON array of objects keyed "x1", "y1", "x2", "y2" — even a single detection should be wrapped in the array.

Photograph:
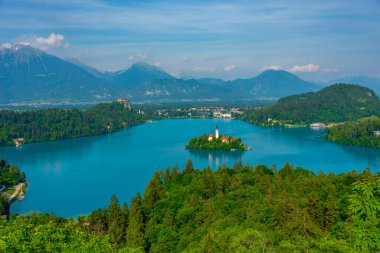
[
  {"x1": 327, "y1": 116, "x2": 380, "y2": 148},
  {"x1": 0, "y1": 159, "x2": 25, "y2": 187},
  {"x1": 0, "y1": 102, "x2": 149, "y2": 146},
  {"x1": 186, "y1": 135, "x2": 248, "y2": 151},
  {"x1": 241, "y1": 84, "x2": 380, "y2": 125},
  {"x1": 0, "y1": 159, "x2": 26, "y2": 216},
  {"x1": 1, "y1": 159, "x2": 379, "y2": 252}
]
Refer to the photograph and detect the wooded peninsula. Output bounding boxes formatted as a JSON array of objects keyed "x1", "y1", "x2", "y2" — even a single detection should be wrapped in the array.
[
  {"x1": 0, "y1": 159, "x2": 26, "y2": 217},
  {"x1": 0, "y1": 102, "x2": 148, "y2": 146},
  {"x1": 327, "y1": 116, "x2": 380, "y2": 148}
]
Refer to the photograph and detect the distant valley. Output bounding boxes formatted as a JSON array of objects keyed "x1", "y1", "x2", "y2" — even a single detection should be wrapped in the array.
[{"x1": 1, "y1": 44, "x2": 379, "y2": 104}]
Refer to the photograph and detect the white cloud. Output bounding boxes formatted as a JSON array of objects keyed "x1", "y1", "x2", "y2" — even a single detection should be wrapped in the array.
[
  {"x1": 2, "y1": 43, "x2": 12, "y2": 49},
  {"x1": 224, "y1": 64, "x2": 236, "y2": 71},
  {"x1": 19, "y1": 41, "x2": 31, "y2": 46},
  {"x1": 289, "y1": 63, "x2": 320, "y2": 73},
  {"x1": 3, "y1": 33, "x2": 69, "y2": 51},
  {"x1": 323, "y1": 67, "x2": 339, "y2": 73},
  {"x1": 1, "y1": 41, "x2": 32, "y2": 49},
  {"x1": 192, "y1": 66, "x2": 216, "y2": 73},
  {"x1": 153, "y1": 61, "x2": 161, "y2": 67},
  {"x1": 182, "y1": 56, "x2": 193, "y2": 63},
  {"x1": 259, "y1": 65, "x2": 283, "y2": 71},
  {"x1": 35, "y1": 33, "x2": 65, "y2": 47},
  {"x1": 128, "y1": 53, "x2": 147, "y2": 61}
]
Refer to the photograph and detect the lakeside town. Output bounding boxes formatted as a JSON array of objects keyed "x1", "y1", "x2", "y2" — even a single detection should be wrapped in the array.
[
  {"x1": 9, "y1": 98, "x2": 380, "y2": 149},
  {"x1": 153, "y1": 106, "x2": 243, "y2": 119}
]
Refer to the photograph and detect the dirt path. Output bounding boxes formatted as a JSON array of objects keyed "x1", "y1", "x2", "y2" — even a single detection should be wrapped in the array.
[{"x1": 8, "y1": 183, "x2": 24, "y2": 201}]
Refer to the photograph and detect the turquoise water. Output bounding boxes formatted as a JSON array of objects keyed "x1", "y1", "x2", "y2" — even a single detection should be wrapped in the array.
[{"x1": 1, "y1": 119, "x2": 379, "y2": 217}]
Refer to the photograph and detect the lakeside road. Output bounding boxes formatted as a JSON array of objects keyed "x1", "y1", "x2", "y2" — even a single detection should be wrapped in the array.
[{"x1": 8, "y1": 183, "x2": 24, "y2": 201}]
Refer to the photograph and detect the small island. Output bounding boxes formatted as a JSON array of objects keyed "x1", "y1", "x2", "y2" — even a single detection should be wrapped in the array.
[{"x1": 186, "y1": 125, "x2": 250, "y2": 151}]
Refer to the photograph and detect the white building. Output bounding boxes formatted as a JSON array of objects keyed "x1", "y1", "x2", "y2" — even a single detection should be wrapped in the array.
[
  {"x1": 208, "y1": 125, "x2": 220, "y2": 141},
  {"x1": 213, "y1": 111, "x2": 222, "y2": 118},
  {"x1": 310, "y1": 123, "x2": 326, "y2": 129},
  {"x1": 13, "y1": 138, "x2": 24, "y2": 147}
]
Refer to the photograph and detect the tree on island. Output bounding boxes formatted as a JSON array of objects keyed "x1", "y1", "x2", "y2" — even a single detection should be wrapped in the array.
[{"x1": 186, "y1": 125, "x2": 249, "y2": 151}]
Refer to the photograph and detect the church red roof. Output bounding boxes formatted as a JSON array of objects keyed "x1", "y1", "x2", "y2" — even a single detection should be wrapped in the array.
[
  {"x1": 209, "y1": 133, "x2": 214, "y2": 137},
  {"x1": 221, "y1": 136, "x2": 228, "y2": 141}
]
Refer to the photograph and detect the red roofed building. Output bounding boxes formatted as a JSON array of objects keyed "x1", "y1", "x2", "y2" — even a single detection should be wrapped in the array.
[
  {"x1": 221, "y1": 136, "x2": 229, "y2": 143},
  {"x1": 117, "y1": 98, "x2": 127, "y2": 103},
  {"x1": 208, "y1": 133, "x2": 214, "y2": 142}
]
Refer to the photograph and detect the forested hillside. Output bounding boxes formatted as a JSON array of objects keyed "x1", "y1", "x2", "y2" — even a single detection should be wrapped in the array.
[
  {"x1": 242, "y1": 84, "x2": 380, "y2": 125},
  {"x1": 0, "y1": 159, "x2": 25, "y2": 187},
  {"x1": 327, "y1": 116, "x2": 380, "y2": 148},
  {"x1": 0, "y1": 102, "x2": 147, "y2": 146},
  {"x1": 1, "y1": 160, "x2": 379, "y2": 252}
]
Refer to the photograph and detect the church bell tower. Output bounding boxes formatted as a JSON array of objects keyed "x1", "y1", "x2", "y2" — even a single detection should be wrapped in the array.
[{"x1": 215, "y1": 124, "x2": 219, "y2": 139}]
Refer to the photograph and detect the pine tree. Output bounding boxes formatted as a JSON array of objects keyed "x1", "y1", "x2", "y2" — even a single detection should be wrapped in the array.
[
  {"x1": 164, "y1": 166, "x2": 171, "y2": 183},
  {"x1": 272, "y1": 192, "x2": 295, "y2": 228},
  {"x1": 185, "y1": 158, "x2": 194, "y2": 174},
  {"x1": 306, "y1": 192, "x2": 323, "y2": 227},
  {"x1": 108, "y1": 195, "x2": 125, "y2": 244},
  {"x1": 122, "y1": 202, "x2": 129, "y2": 229},
  {"x1": 89, "y1": 208, "x2": 108, "y2": 233},
  {"x1": 349, "y1": 176, "x2": 380, "y2": 251},
  {"x1": 324, "y1": 196, "x2": 337, "y2": 230},
  {"x1": 203, "y1": 166, "x2": 215, "y2": 199},
  {"x1": 233, "y1": 159, "x2": 243, "y2": 170},
  {"x1": 143, "y1": 171, "x2": 164, "y2": 212},
  {"x1": 171, "y1": 164, "x2": 179, "y2": 178},
  {"x1": 0, "y1": 195, "x2": 10, "y2": 216},
  {"x1": 163, "y1": 209, "x2": 174, "y2": 228},
  {"x1": 126, "y1": 196, "x2": 145, "y2": 249},
  {"x1": 279, "y1": 162, "x2": 294, "y2": 178}
]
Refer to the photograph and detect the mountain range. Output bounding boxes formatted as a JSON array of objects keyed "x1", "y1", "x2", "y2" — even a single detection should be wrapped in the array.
[{"x1": 1, "y1": 44, "x2": 378, "y2": 104}]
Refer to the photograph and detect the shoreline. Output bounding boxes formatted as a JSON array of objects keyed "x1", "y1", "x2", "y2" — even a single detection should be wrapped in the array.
[{"x1": 7, "y1": 182, "x2": 25, "y2": 202}]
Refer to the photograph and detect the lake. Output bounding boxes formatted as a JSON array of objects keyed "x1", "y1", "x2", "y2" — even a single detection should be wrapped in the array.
[{"x1": 1, "y1": 119, "x2": 379, "y2": 217}]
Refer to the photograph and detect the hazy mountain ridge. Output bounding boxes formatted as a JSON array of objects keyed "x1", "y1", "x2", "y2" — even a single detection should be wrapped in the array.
[
  {"x1": 113, "y1": 62, "x2": 175, "y2": 88},
  {"x1": 1, "y1": 45, "x2": 374, "y2": 104},
  {"x1": 0, "y1": 45, "x2": 109, "y2": 103},
  {"x1": 329, "y1": 75, "x2": 380, "y2": 95}
]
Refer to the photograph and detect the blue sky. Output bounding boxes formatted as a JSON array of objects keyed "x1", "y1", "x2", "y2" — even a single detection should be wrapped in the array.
[{"x1": 1, "y1": 0, "x2": 380, "y2": 80}]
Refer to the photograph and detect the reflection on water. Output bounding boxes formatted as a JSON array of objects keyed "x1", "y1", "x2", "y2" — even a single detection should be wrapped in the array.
[
  {"x1": 335, "y1": 145, "x2": 380, "y2": 170},
  {"x1": 188, "y1": 149, "x2": 244, "y2": 168}
]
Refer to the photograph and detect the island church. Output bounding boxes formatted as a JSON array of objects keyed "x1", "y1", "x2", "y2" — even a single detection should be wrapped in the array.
[{"x1": 208, "y1": 125, "x2": 229, "y2": 143}]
